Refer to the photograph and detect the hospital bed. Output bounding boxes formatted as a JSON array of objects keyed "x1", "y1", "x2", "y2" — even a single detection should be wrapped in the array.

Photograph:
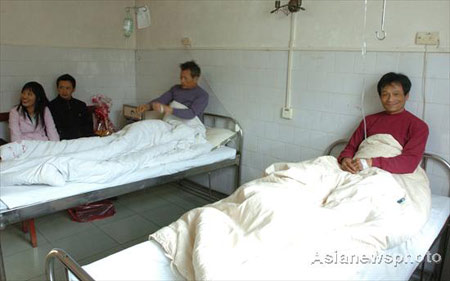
[
  {"x1": 0, "y1": 112, "x2": 243, "y2": 281},
  {"x1": 45, "y1": 140, "x2": 450, "y2": 281}
]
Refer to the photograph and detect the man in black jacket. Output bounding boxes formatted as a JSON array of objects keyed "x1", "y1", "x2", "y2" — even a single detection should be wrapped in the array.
[{"x1": 49, "y1": 74, "x2": 94, "y2": 140}]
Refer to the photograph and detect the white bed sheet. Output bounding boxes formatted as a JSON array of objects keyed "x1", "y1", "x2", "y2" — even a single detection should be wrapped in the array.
[
  {"x1": 355, "y1": 194, "x2": 450, "y2": 280},
  {"x1": 74, "y1": 239, "x2": 179, "y2": 281},
  {"x1": 78, "y1": 195, "x2": 449, "y2": 281},
  {"x1": 0, "y1": 146, "x2": 236, "y2": 210}
]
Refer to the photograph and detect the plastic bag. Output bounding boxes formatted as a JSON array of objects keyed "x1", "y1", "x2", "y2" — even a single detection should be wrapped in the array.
[{"x1": 68, "y1": 200, "x2": 116, "y2": 223}]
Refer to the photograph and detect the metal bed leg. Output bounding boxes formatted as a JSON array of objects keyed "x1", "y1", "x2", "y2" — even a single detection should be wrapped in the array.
[
  {"x1": 437, "y1": 222, "x2": 449, "y2": 281},
  {"x1": 0, "y1": 232, "x2": 6, "y2": 281},
  {"x1": 419, "y1": 259, "x2": 425, "y2": 281},
  {"x1": 235, "y1": 164, "x2": 240, "y2": 190},
  {"x1": 28, "y1": 219, "x2": 37, "y2": 248},
  {"x1": 208, "y1": 172, "x2": 212, "y2": 198},
  {"x1": 45, "y1": 248, "x2": 94, "y2": 281}
]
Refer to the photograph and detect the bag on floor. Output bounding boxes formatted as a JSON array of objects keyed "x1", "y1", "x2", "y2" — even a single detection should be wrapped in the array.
[{"x1": 68, "y1": 200, "x2": 116, "y2": 222}]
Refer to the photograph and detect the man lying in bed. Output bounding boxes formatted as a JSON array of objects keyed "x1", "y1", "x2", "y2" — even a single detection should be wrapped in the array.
[
  {"x1": 136, "y1": 60, "x2": 209, "y2": 121},
  {"x1": 339, "y1": 72, "x2": 429, "y2": 174}
]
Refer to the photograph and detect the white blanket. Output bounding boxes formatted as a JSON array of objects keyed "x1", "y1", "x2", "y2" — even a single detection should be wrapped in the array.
[
  {"x1": 150, "y1": 134, "x2": 430, "y2": 280},
  {"x1": 0, "y1": 119, "x2": 212, "y2": 186}
]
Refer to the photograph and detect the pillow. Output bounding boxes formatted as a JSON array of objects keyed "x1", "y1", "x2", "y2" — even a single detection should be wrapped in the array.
[
  {"x1": 162, "y1": 101, "x2": 204, "y2": 130},
  {"x1": 206, "y1": 127, "x2": 236, "y2": 148}
]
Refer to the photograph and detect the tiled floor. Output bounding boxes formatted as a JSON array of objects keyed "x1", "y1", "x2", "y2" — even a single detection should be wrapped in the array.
[{"x1": 1, "y1": 183, "x2": 213, "y2": 281}]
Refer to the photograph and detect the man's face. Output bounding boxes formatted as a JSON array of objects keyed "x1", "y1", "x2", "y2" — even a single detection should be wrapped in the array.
[
  {"x1": 57, "y1": 80, "x2": 75, "y2": 100},
  {"x1": 380, "y1": 82, "x2": 408, "y2": 114},
  {"x1": 180, "y1": 69, "x2": 198, "y2": 89}
]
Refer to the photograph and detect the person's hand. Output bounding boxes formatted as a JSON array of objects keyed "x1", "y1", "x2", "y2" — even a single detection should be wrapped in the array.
[
  {"x1": 136, "y1": 104, "x2": 150, "y2": 114},
  {"x1": 340, "y1": 158, "x2": 359, "y2": 174},
  {"x1": 152, "y1": 103, "x2": 173, "y2": 115},
  {"x1": 354, "y1": 158, "x2": 373, "y2": 171},
  {"x1": 162, "y1": 104, "x2": 173, "y2": 115},
  {"x1": 152, "y1": 102, "x2": 161, "y2": 113}
]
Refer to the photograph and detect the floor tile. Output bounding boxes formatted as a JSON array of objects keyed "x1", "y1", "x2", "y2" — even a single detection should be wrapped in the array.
[
  {"x1": 4, "y1": 243, "x2": 53, "y2": 281},
  {"x1": 177, "y1": 189, "x2": 215, "y2": 206},
  {"x1": 1, "y1": 183, "x2": 215, "y2": 281},
  {"x1": 34, "y1": 211, "x2": 67, "y2": 225},
  {"x1": 116, "y1": 189, "x2": 147, "y2": 201},
  {"x1": 160, "y1": 191, "x2": 205, "y2": 211},
  {"x1": 148, "y1": 183, "x2": 181, "y2": 196},
  {"x1": 36, "y1": 214, "x2": 97, "y2": 242},
  {"x1": 28, "y1": 268, "x2": 65, "y2": 281},
  {"x1": 118, "y1": 192, "x2": 172, "y2": 213},
  {"x1": 96, "y1": 215, "x2": 159, "y2": 244},
  {"x1": 91, "y1": 201, "x2": 135, "y2": 227},
  {"x1": 27, "y1": 273, "x2": 46, "y2": 281},
  {"x1": 1, "y1": 224, "x2": 50, "y2": 257},
  {"x1": 50, "y1": 228, "x2": 119, "y2": 261},
  {"x1": 119, "y1": 235, "x2": 150, "y2": 250},
  {"x1": 78, "y1": 244, "x2": 123, "y2": 266},
  {"x1": 140, "y1": 204, "x2": 186, "y2": 227}
]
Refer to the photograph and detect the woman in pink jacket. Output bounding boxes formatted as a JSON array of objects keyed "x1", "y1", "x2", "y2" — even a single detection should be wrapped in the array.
[
  {"x1": 9, "y1": 81, "x2": 59, "y2": 142},
  {"x1": 7, "y1": 81, "x2": 59, "y2": 247}
]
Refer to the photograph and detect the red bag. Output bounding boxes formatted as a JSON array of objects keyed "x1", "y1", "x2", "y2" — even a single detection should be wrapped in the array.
[{"x1": 68, "y1": 200, "x2": 116, "y2": 222}]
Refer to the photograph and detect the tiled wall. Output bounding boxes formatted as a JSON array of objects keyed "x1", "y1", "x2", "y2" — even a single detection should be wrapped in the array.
[
  {"x1": 1, "y1": 46, "x2": 448, "y2": 195},
  {"x1": 0, "y1": 45, "x2": 136, "y2": 138},
  {"x1": 136, "y1": 49, "x2": 450, "y2": 195}
]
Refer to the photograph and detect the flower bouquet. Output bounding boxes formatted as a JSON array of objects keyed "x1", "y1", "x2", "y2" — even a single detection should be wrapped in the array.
[{"x1": 92, "y1": 94, "x2": 116, "y2": 136}]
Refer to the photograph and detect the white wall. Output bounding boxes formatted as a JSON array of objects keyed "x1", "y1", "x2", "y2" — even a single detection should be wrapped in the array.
[
  {"x1": 136, "y1": 49, "x2": 450, "y2": 195},
  {"x1": 0, "y1": 0, "x2": 448, "y2": 194},
  {"x1": 136, "y1": 0, "x2": 449, "y2": 52},
  {"x1": 0, "y1": 45, "x2": 136, "y2": 136},
  {"x1": 0, "y1": 0, "x2": 136, "y2": 49},
  {"x1": 134, "y1": 0, "x2": 449, "y2": 194},
  {"x1": 0, "y1": 0, "x2": 138, "y2": 137}
]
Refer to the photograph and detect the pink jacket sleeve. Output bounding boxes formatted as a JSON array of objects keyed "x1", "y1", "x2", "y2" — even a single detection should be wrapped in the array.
[
  {"x1": 44, "y1": 107, "x2": 60, "y2": 141},
  {"x1": 8, "y1": 107, "x2": 22, "y2": 142}
]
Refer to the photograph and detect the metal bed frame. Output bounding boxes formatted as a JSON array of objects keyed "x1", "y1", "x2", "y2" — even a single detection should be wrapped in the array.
[
  {"x1": 43, "y1": 139, "x2": 449, "y2": 281},
  {"x1": 0, "y1": 112, "x2": 243, "y2": 281},
  {"x1": 325, "y1": 139, "x2": 450, "y2": 281}
]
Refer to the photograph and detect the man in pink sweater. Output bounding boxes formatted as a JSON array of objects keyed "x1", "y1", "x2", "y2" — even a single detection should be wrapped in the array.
[{"x1": 338, "y1": 72, "x2": 429, "y2": 174}]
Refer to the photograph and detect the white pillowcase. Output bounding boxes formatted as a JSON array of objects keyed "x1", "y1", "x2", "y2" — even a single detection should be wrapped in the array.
[
  {"x1": 162, "y1": 101, "x2": 204, "y2": 129},
  {"x1": 206, "y1": 127, "x2": 236, "y2": 148},
  {"x1": 147, "y1": 101, "x2": 236, "y2": 148}
]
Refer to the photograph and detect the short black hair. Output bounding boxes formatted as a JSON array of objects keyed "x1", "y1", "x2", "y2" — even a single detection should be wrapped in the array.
[
  {"x1": 377, "y1": 72, "x2": 411, "y2": 96},
  {"x1": 56, "y1": 74, "x2": 76, "y2": 88},
  {"x1": 180, "y1": 61, "x2": 201, "y2": 78}
]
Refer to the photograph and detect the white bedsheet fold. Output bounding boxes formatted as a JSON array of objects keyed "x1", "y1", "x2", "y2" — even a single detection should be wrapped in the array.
[
  {"x1": 150, "y1": 134, "x2": 430, "y2": 280},
  {"x1": 0, "y1": 119, "x2": 212, "y2": 186}
]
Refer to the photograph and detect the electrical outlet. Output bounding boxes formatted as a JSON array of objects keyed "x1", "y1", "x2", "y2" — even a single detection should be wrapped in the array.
[
  {"x1": 281, "y1": 107, "x2": 293, "y2": 119},
  {"x1": 181, "y1": 37, "x2": 192, "y2": 47},
  {"x1": 415, "y1": 32, "x2": 439, "y2": 45}
]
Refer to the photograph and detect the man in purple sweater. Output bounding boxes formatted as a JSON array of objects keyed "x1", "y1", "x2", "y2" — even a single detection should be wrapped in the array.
[
  {"x1": 338, "y1": 72, "x2": 429, "y2": 174},
  {"x1": 136, "y1": 61, "x2": 209, "y2": 120}
]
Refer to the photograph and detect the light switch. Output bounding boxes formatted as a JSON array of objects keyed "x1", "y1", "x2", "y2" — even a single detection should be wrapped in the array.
[
  {"x1": 281, "y1": 107, "x2": 293, "y2": 120},
  {"x1": 415, "y1": 32, "x2": 439, "y2": 45}
]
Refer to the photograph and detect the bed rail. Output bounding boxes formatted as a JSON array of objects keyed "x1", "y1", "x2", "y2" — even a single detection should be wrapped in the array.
[
  {"x1": 325, "y1": 138, "x2": 450, "y2": 281},
  {"x1": 177, "y1": 112, "x2": 243, "y2": 198},
  {"x1": 324, "y1": 138, "x2": 450, "y2": 179},
  {"x1": 204, "y1": 112, "x2": 243, "y2": 187},
  {"x1": 0, "y1": 111, "x2": 243, "y2": 281},
  {"x1": 204, "y1": 112, "x2": 243, "y2": 152},
  {"x1": 45, "y1": 248, "x2": 94, "y2": 281}
]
